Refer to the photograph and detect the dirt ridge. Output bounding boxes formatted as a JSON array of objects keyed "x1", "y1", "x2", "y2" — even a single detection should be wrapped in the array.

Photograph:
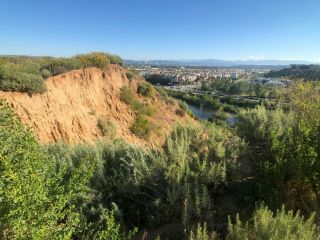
[{"x1": 0, "y1": 64, "x2": 191, "y2": 147}]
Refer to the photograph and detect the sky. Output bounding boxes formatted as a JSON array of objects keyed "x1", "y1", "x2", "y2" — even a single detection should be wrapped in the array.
[{"x1": 1, "y1": 0, "x2": 320, "y2": 61}]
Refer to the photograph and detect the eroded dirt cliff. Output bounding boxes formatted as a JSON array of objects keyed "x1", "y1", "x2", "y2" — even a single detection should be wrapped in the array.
[{"x1": 0, "y1": 64, "x2": 192, "y2": 147}]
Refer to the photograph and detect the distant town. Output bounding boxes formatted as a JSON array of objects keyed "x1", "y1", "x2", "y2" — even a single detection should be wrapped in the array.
[{"x1": 127, "y1": 64, "x2": 292, "y2": 87}]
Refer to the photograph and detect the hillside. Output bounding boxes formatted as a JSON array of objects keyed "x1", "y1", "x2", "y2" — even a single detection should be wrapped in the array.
[
  {"x1": 265, "y1": 64, "x2": 320, "y2": 81},
  {"x1": 0, "y1": 64, "x2": 192, "y2": 147}
]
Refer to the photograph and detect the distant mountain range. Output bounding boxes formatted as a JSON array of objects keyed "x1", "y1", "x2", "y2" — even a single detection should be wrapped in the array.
[{"x1": 125, "y1": 59, "x2": 314, "y2": 67}]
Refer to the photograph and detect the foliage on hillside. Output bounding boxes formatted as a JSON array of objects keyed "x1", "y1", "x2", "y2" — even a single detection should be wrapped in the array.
[
  {"x1": 0, "y1": 99, "x2": 136, "y2": 239},
  {"x1": 266, "y1": 64, "x2": 320, "y2": 81},
  {"x1": 227, "y1": 205, "x2": 317, "y2": 240},
  {"x1": 1, "y1": 80, "x2": 320, "y2": 239},
  {"x1": 0, "y1": 61, "x2": 46, "y2": 93},
  {"x1": 137, "y1": 82, "x2": 155, "y2": 97},
  {"x1": 45, "y1": 122, "x2": 244, "y2": 236},
  {"x1": 120, "y1": 85, "x2": 158, "y2": 137},
  {"x1": 0, "y1": 52, "x2": 123, "y2": 93}
]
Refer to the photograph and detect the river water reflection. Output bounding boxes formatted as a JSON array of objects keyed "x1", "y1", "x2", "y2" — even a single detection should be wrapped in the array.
[
  {"x1": 187, "y1": 104, "x2": 215, "y2": 120},
  {"x1": 187, "y1": 104, "x2": 237, "y2": 125}
]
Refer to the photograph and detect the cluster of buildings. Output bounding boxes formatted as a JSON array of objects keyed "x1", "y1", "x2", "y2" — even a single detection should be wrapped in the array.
[
  {"x1": 129, "y1": 65, "x2": 290, "y2": 87},
  {"x1": 131, "y1": 66, "x2": 248, "y2": 84}
]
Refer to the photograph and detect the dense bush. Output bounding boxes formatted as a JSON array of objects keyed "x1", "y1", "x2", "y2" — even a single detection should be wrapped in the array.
[
  {"x1": 138, "y1": 104, "x2": 156, "y2": 116},
  {"x1": 0, "y1": 99, "x2": 140, "y2": 239},
  {"x1": 167, "y1": 90, "x2": 223, "y2": 110},
  {"x1": 235, "y1": 82, "x2": 320, "y2": 213},
  {"x1": 40, "y1": 68, "x2": 52, "y2": 78},
  {"x1": 126, "y1": 71, "x2": 133, "y2": 80},
  {"x1": 177, "y1": 100, "x2": 194, "y2": 117},
  {"x1": 227, "y1": 205, "x2": 317, "y2": 240},
  {"x1": 176, "y1": 108, "x2": 186, "y2": 117},
  {"x1": 0, "y1": 52, "x2": 123, "y2": 93},
  {"x1": 119, "y1": 84, "x2": 158, "y2": 140},
  {"x1": 41, "y1": 57, "x2": 83, "y2": 75},
  {"x1": 223, "y1": 104, "x2": 238, "y2": 114},
  {"x1": 0, "y1": 100, "x2": 93, "y2": 238},
  {"x1": 178, "y1": 99, "x2": 189, "y2": 111},
  {"x1": 0, "y1": 62, "x2": 46, "y2": 93},
  {"x1": 120, "y1": 86, "x2": 135, "y2": 105},
  {"x1": 144, "y1": 73, "x2": 175, "y2": 86},
  {"x1": 2, "y1": 79, "x2": 320, "y2": 239},
  {"x1": 108, "y1": 54, "x2": 123, "y2": 65},
  {"x1": 130, "y1": 115, "x2": 151, "y2": 138},
  {"x1": 137, "y1": 82, "x2": 155, "y2": 97},
  {"x1": 236, "y1": 106, "x2": 295, "y2": 205},
  {"x1": 75, "y1": 52, "x2": 111, "y2": 68},
  {"x1": 45, "y1": 122, "x2": 244, "y2": 234},
  {"x1": 203, "y1": 78, "x2": 270, "y2": 97}
]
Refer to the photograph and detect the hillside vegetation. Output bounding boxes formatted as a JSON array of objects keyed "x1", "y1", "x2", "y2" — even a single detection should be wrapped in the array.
[
  {"x1": 0, "y1": 52, "x2": 123, "y2": 93},
  {"x1": 1, "y1": 79, "x2": 320, "y2": 239},
  {"x1": 1, "y1": 53, "x2": 320, "y2": 239},
  {"x1": 266, "y1": 64, "x2": 320, "y2": 81},
  {"x1": 0, "y1": 64, "x2": 193, "y2": 147}
]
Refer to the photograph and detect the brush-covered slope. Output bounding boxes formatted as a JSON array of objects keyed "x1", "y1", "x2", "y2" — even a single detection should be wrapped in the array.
[{"x1": 0, "y1": 64, "x2": 192, "y2": 147}]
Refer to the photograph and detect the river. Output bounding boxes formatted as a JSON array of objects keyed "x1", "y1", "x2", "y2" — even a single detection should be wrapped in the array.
[
  {"x1": 187, "y1": 104, "x2": 215, "y2": 120},
  {"x1": 187, "y1": 104, "x2": 237, "y2": 125}
]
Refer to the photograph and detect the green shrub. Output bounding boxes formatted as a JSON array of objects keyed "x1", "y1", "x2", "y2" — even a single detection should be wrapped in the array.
[
  {"x1": 108, "y1": 54, "x2": 123, "y2": 65},
  {"x1": 223, "y1": 104, "x2": 237, "y2": 114},
  {"x1": 175, "y1": 108, "x2": 186, "y2": 117},
  {"x1": 126, "y1": 72, "x2": 133, "y2": 80},
  {"x1": 44, "y1": 121, "x2": 244, "y2": 236},
  {"x1": 0, "y1": 53, "x2": 124, "y2": 93},
  {"x1": 97, "y1": 118, "x2": 116, "y2": 139},
  {"x1": 75, "y1": 52, "x2": 110, "y2": 69},
  {"x1": 41, "y1": 68, "x2": 52, "y2": 78},
  {"x1": 130, "y1": 115, "x2": 151, "y2": 138},
  {"x1": 0, "y1": 62, "x2": 46, "y2": 93},
  {"x1": 166, "y1": 97, "x2": 175, "y2": 105},
  {"x1": 120, "y1": 86, "x2": 135, "y2": 105},
  {"x1": 46, "y1": 141, "x2": 140, "y2": 238},
  {"x1": 120, "y1": 86, "x2": 156, "y2": 116},
  {"x1": 214, "y1": 110, "x2": 230, "y2": 121},
  {"x1": 179, "y1": 100, "x2": 189, "y2": 111},
  {"x1": 227, "y1": 205, "x2": 317, "y2": 240},
  {"x1": 94, "y1": 210, "x2": 137, "y2": 240},
  {"x1": 131, "y1": 99, "x2": 144, "y2": 111},
  {"x1": 188, "y1": 223, "x2": 217, "y2": 240},
  {"x1": 137, "y1": 82, "x2": 155, "y2": 97},
  {"x1": 42, "y1": 58, "x2": 82, "y2": 75},
  {"x1": 0, "y1": 100, "x2": 94, "y2": 239},
  {"x1": 139, "y1": 104, "x2": 156, "y2": 116},
  {"x1": 156, "y1": 87, "x2": 169, "y2": 98}
]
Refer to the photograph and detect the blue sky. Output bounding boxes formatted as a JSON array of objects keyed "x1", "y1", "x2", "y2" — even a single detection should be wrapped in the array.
[{"x1": 1, "y1": 0, "x2": 320, "y2": 61}]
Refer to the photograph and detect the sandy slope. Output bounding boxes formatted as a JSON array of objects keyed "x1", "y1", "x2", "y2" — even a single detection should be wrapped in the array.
[{"x1": 0, "y1": 64, "x2": 192, "y2": 147}]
